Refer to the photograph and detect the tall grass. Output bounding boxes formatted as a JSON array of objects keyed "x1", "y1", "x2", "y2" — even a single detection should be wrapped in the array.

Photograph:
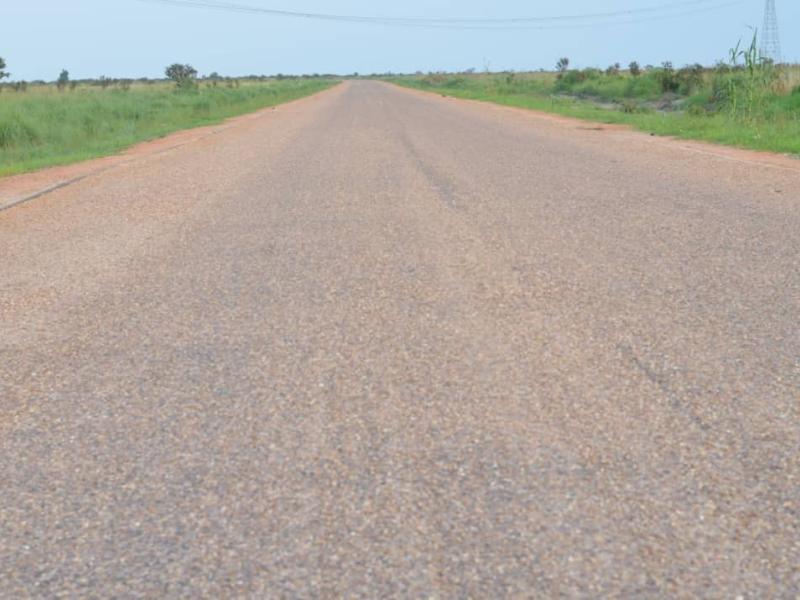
[
  {"x1": 389, "y1": 33, "x2": 800, "y2": 155},
  {"x1": 388, "y1": 40, "x2": 800, "y2": 155},
  {"x1": 784, "y1": 65, "x2": 800, "y2": 91},
  {"x1": 0, "y1": 78, "x2": 337, "y2": 176}
]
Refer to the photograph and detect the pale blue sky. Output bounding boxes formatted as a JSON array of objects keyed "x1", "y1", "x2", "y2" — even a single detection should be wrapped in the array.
[{"x1": 4, "y1": 1, "x2": 798, "y2": 80}]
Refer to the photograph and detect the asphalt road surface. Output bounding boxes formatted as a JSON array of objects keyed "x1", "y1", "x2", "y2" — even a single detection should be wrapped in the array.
[{"x1": 1, "y1": 81, "x2": 798, "y2": 598}]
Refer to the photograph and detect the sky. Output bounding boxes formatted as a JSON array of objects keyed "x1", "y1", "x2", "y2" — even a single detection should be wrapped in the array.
[{"x1": 3, "y1": 1, "x2": 799, "y2": 81}]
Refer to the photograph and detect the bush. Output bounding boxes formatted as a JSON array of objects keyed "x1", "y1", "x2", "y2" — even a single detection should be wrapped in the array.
[
  {"x1": 684, "y1": 93, "x2": 713, "y2": 115},
  {"x1": 165, "y1": 63, "x2": 198, "y2": 90},
  {"x1": 555, "y1": 68, "x2": 604, "y2": 91},
  {"x1": 686, "y1": 103, "x2": 706, "y2": 116},
  {"x1": 56, "y1": 69, "x2": 69, "y2": 91},
  {"x1": 554, "y1": 70, "x2": 585, "y2": 90},
  {"x1": 442, "y1": 77, "x2": 466, "y2": 88},
  {"x1": 624, "y1": 75, "x2": 661, "y2": 99},
  {"x1": 654, "y1": 62, "x2": 680, "y2": 93},
  {"x1": 418, "y1": 73, "x2": 470, "y2": 90},
  {"x1": 677, "y1": 64, "x2": 705, "y2": 95}
]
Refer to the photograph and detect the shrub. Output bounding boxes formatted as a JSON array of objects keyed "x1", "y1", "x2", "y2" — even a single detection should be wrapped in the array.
[
  {"x1": 686, "y1": 103, "x2": 705, "y2": 116},
  {"x1": 208, "y1": 72, "x2": 222, "y2": 87},
  {"x1": 684, "y1": 93, "x2": 713, "y2": 115},
  {"x1": 419, "y1": 74, "x2": 441, "y2": 87},
  {"x1": 57, "y1": 69, "x2": 70, "y2": 91},
  {"x1": 714, "y1": 60, "x2": 732, "y2": 75},
  {"x1": 443, "y1": 77, "x2": 466, "y2": 88},
  {"x1": 654, "y1": 62, "x2": 680, "y2": 93},
  {"x1": 624, "y1": 75, "x2": 661, "y2": 99},
  {"x1": 165, "y1": 63, "x2": 198, "y2": 90},
  {"x1": 677, "y1": 64, "x2": 705, "y2": 95},
  {"x1": 554, "y1": 69, "x2": 586, "y2": 89}
]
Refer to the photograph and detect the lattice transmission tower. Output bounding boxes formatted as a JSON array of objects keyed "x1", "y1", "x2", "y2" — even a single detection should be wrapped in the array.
[{"x1": 761, "y1": 0, "x2": 782, "y2": 63}]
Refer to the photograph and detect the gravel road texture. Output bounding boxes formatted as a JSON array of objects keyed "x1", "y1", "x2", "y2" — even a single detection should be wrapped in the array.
[{"x1": 1, "y1": 81, "x2": 798, "y2": 597}]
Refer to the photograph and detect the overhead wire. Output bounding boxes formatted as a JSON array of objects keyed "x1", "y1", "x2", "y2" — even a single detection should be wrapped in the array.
[{"x1": 134, "y1": 0, "x2": 745, "y2": 30}]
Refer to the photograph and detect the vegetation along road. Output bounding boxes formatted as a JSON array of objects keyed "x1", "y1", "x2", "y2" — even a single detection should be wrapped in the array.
[
  {"x1": 1, "y1": 81, "x2": 798, "y2": 596},
  {"x1": 0, "y1": 76, "x2": 337, "y2": 177}
]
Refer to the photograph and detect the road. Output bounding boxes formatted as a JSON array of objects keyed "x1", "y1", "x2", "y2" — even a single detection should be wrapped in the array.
[{"x1": 1, "y1": 81, "x2": 798, "y2": 597}]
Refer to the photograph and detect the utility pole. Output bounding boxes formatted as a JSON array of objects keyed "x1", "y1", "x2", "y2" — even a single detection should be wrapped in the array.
[{"x1": 761, "y1": 0, "x2": 782, "y2": 63}]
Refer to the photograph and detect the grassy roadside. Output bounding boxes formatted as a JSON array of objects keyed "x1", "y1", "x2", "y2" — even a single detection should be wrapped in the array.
[
  {"x1": 0, "y1": 78, "x2": 338, "y2": 177},
  {"x1": 386, "y1": 67, "x2": 800, "y2": 156}
]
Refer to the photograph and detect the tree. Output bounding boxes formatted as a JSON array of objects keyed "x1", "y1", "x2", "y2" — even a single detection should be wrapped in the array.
[
  {"x1": 605, "y1": 62, "x2": 621, "y2": 76},
  {"x1": 165, "y1": 63, "x2": 198, "y2": 89},
  {"x1": 556, "y1": 57, "x2": 570, "y2": 73},
  {"x1": 0, "y1": 57, "x2": 9, "y2": 81},
  {"x1": 57, "y1": 69, "x2": 69, "y2": 91},
  {"x1": 629, "y1": 61, "x2": 642, "y2": 77},
  {"x1": 207, "y1": 71, "x2": 221, "y2": 88}
]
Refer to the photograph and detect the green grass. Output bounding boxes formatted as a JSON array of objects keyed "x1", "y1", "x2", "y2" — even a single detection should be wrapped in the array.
[
  {"x1": 0, "y1": 78, "x2": 338, "y2": 177},
  {"x1": 388, "y1": 68, "x2": 800, "y2": 156}
]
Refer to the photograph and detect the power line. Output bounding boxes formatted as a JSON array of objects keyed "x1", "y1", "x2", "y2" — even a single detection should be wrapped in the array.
[{"x1": 135, "y1": 0, "x2": 744, "y2": 30}]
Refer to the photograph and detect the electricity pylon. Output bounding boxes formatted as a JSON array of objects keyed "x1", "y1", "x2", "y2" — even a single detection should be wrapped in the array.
[{"x1": 761, "y1": 0, "x2": 782, "y2": 63}]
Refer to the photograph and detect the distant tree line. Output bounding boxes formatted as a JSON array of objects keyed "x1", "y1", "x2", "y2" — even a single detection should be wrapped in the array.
[{"x1": 0, "y1": 56, "x2": 339, "y2": 93}]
